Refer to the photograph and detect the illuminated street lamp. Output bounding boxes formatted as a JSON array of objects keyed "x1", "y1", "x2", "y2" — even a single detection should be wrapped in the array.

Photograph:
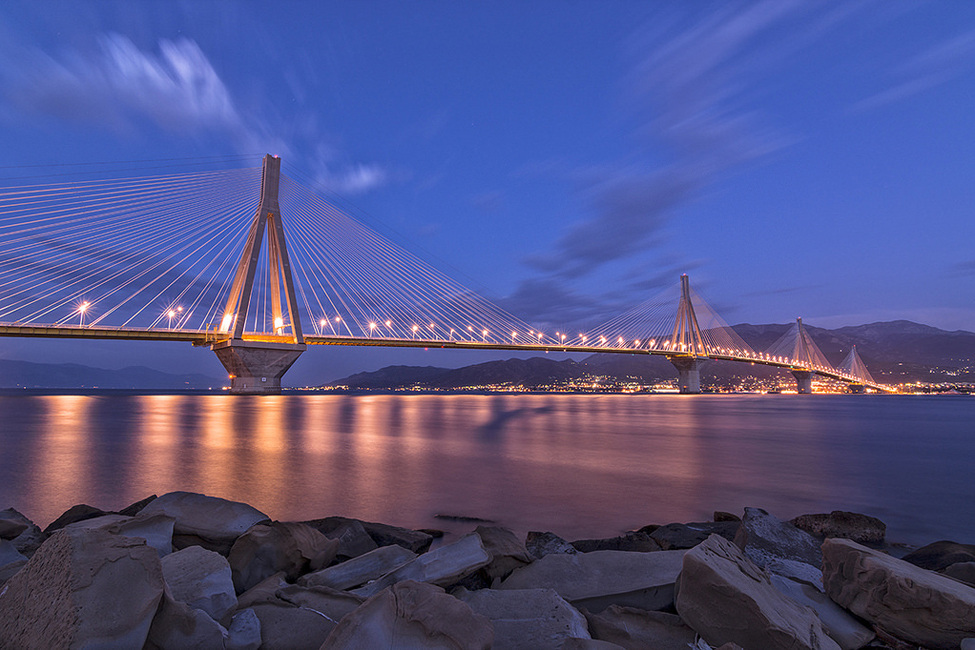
[{"x1": 78, "y1": 301, "x2": 90, "y2": 326}]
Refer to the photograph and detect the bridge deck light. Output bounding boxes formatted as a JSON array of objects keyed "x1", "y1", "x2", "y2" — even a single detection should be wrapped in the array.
[{"x1": 386, "y1": 320, "x2": 392, "y2": 327}]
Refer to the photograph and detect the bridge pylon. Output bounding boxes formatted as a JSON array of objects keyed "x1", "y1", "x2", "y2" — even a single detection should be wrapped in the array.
[
  {"x1": 211, "y1": 154, "x2": 306, "y2": 394},
  {"x1": 666, "y1": 274, "x2": 709, "y2": 393}
]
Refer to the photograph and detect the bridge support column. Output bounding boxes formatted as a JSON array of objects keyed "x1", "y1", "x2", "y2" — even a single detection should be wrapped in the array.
[
  {"x1": 212, "y1": 339, "x2": 306, "y2": 395},
  {"x1": 791, "y1": 370, "x2": 813, "y2": 394},
  {"x1": 668, "y1": 356, "x2": 706, "y2": 394},
  {"x1": 848, "y1": 383, "x2": 866, "y2": 394}
]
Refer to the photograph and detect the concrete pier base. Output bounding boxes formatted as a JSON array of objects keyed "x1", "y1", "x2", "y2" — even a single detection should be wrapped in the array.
[
  {"x1": 211, "y1": 339, "x2": 306, "y2": 394},
  {"x1": 848, "y1": 383, "x2": 866, "y2": 394},
  {"x1": 668, "y1": 356, "x2": 707, "y2": 394},
  {"x1": 791, "y1": 370, "x2": 813, "y2": 394}
]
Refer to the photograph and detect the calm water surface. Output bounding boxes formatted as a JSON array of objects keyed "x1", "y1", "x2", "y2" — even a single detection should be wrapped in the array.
[{"x1": 0, "y1": 393, "x2": 971, "y2": 545}]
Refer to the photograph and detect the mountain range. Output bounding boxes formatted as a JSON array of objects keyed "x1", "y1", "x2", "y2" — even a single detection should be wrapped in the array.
[
  {"x1": 0, "y1": 358, "x2": 220, "y2": 390},
  {"x1": 330, "y1": 320, "x2": 975, "y2": 390}
]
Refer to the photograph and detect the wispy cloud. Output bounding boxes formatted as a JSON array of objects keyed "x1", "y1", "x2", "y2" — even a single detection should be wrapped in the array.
[
  {"x1": 852, "y1": 26, "x2": 975, "y2": 112},
  {"x1": 0, "y1": 33, "x2": 387, "y2": 194}
]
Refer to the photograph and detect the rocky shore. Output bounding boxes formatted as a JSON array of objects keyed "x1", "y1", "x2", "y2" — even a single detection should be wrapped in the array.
[{"x1": 1, "y1": 493, "x2": 974, "y2": 649}]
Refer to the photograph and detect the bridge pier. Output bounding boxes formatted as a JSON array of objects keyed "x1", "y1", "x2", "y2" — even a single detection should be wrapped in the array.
[
  {"x1": 212, "y1": 340, "x2": 306, "y2": 395},
  {"x1": 668, "y1": 356, "x2": 707, "y2": 394},
  {"x1": 791, "y1": 370, "x2": 813, "y2": 394},
  {"x1": 848, "y1": 383, "x2": 866, "y2": 394}
]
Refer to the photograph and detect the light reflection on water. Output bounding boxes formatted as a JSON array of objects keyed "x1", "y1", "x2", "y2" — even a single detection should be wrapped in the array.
[{"x1": 0, "y1": 393, "x2": 972, "y2": 545}]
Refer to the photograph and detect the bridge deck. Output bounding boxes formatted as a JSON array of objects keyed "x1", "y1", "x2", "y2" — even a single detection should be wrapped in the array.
[{"x1": 0, "y1": 323, "x2": 888, "y2": 391}]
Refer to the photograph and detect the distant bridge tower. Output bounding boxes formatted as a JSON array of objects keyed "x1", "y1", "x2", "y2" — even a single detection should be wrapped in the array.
[
  {"x1": 666, "y1": 274, "x2": 708, "y2": 394},
  {"x1": 790, "y1": 317, "x2": 815, "y2": 394},
  {"x1": 839, "y1": 345, "x2": 874, "y2": 394},
  {"x1": 211, "y1": 154, "x2": 306, "y2": 394}
]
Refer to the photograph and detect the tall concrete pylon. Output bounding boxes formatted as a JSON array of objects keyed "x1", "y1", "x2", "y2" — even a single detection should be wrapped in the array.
[
  {"x1": 211, "y1": 154, "x2": 306, "y2": 394},
  {"x1": 791, "y1": 317, "x2": 814, "y2": 394},
  {"x1": 667, "y1": 274, "x2": 708, "y2": 393}
]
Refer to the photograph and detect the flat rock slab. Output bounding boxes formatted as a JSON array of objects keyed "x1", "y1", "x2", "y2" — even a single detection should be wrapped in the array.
[
  {"x1": 353, "y1": 531, "x2": 491, "y2": 598},
  {"x1": 458, "y1": 587, "x2": 590, "y2": 649},
  {"x1": 299, "y1": 543, "x2": 416, "y2": 591},
  {"x1": 791, "y1": 511, "x2": 886, "y2": 545},
  {"x1": 276, "y1": 584, "x2": 364, "y2": 623},
  {"x1": 251, "y1": 601, "x2": 336, "y2": 650},
  {"x1": 65, "y1": 513, "x2": 175, "y2": 557},
  {"x1": 160, "y1": 544, "x2": 237, "y2": 624},
  {"x1": 229, "y1": 521, "x2": 338, "y2": 593},
  {"x1": 734, "y1": 507, "x2": 823, "y2": 587},
  {"x1": 822, "y1": 537, "x2": 975, "y2": 650},
  {"x1": 476, "y1": 525, "x2": 533, "y2": 580},
  {"x1": 571, "y1": 531, "x2": 661, "y2": 553},
  {"x1": 584, "y1": 605, "x2": 695, "y2": 650},
  {"x1": 42, "y1": 503, "x2": 107, "y2": 534},
  {"x1": 675, "y1": 534, "x2": 839, "y2": 650},
  {"x1": 0, "y1": 508, "x2": 31, "y2": 540},
  {"x1": 901, "y1": 539, "x2": 975, "y2": 571},
  {"x1": 304, "y1": 515, "x2": 433, "y2": 554},
  {"x1": 226, "y1": 608, "x2": 262, "y2": 650},
  {"x1": 140, "y1": 491, "x2": 270, "y2": 554},
  {"x1": 0, "y1": 528, "x2": 165, "y2": 649},
  {"x1": 769, "y1": 573, "x2": 874, "y2": 650},
  {"x1": 500, "y1": 549, "x2": 686, "y2": 613},
  {"x1": 526, "y1": 531, "x2": 579, "y2": 560},
  {"x1": 323, "y1": 580, "x2": 493, "y2": 649},
  {"x1": 145, "y1": 592, "x2": 228, "y2": 650},
  {"x1": 944, "y1": 561, "x2": 975, "y2": 587},
  {"x1": 650, "y1": 522, "x2": 739, "y2": 550}
]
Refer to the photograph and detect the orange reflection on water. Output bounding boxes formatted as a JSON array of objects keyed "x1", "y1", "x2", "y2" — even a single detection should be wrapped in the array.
[{"x1": 34, "y1": 395, "x2": 92, "y2": 520}]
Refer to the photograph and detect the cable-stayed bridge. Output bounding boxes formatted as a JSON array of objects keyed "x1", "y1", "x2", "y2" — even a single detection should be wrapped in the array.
[{"x1": 0, "y1": 155, "x2": 887, "y2": 394}]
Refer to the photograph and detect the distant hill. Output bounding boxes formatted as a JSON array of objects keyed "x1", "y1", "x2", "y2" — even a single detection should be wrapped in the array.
[
  {"x1": 0, "y1": 359, "x2": 221, "y2": 390},
  {"x1": 329, "y1": 320, "x2": 975, "y2": 389}
]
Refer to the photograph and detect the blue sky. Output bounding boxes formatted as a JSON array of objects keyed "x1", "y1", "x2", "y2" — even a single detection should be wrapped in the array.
[{"x1": 1, "y1": 1, "x2": 974, "y2": 382}]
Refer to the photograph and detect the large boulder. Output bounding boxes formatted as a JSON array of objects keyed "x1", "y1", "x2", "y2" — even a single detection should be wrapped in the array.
[
  {"x1": 944, "y1": 561, "x2": 975, "y2": 587},
  {"x1": 583, "y1": 605, "x2": 696, "y2": 650},
  {"x1": 160, "y1": 544, "x2": 237, "y2": 624},
  {"x1": 675, "y1": 534, "x2": 839, "y2": 650},
  {"x1": 901, "y1": 539, "x2": 975, "y2": 571},
  {"x1": 42, "y1": 503, "x2": 107, "y2": 534},
  {"x1": 117, "y1": 494, "x2": 158, "y2": 517},
  {"x1": 822, "y1": 537, "x2": 975, "y2": 649},
  {"x1": 0, "y1": 540, "x2": 26, "y2": 586},
  {"x1": 0, "y1": 508, "x2": 31, "y2": 540},
  {"x1": 250, "y1": 601, "x2": 337, "y2": 650},
  {"x1": 229, "y1": 521, "x2": 338, "y2": 593},
  {"x1": 323, "y1": 580, "x2": 493, "y2": 649},
  {"x1": 768, "y1": 574, "x2": 874, "y2": 650},
  {"x1": 649, "y1": 522, "x2": 739, "y2": 550},
  {"x1": 526, "y1": 531, "x2": 579, "y2": 560},
  {"x1": 0, "y1": 528, "x2": 165, "y2": 649},
  {"x1": 10, "y1": 524, "x2": 46, "y2": 558},
  {"x1": 276, "y1": 584, "x2": 364, "y2": 622},
  {"x1": 64, "y1": 513, "x2": 175, "y2": 557},
  {"x1": 140, "y1": 491, "x2": 270, "y2": 554},
  {"x1": 571, "y1": 531, "x2": 660, "y2": 553},
  {"x1": 353, "y1": 531, "x2": 491, "y2": 598},
  {"x1": 299, "y1": 543, "x2": 416, "y2": 591},
  {"x1": 144, "y1": 591, "x2": 228, "y2": 650},
  {"x1": 304, "y1": 515, "x2": 433, "y2": 554},
  {"x1": 791, "y1": 511, "x2": 886, "y2": 545},
  {"x1": 458, "y1": 587, "x2": 590, "y2": 649},
  {"x1": 734, "y1": 507, "x2": 823, "y2": 586},
  {"x1": 302, "y1": 517, "x2": 378, "y2": 560},
  {"x1": 476, "y1": 525, "x2": 533, "y2": 581},
  {"x1": 236, "y1": 572, "x2": 290, "y2": 608},
  {"x1": 500, "y1": 549, "x2": 686, "y2": 613},
  {"x1": 226, "y1": 608, "x2": 262, "y2": 650}
]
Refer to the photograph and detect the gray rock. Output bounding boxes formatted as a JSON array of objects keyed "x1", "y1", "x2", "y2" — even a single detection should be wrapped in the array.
[
  {"x1": 584, "y1": 605, "x2": 696, "y2": 650},
  {"x1": 226, "y1": 608, "x2": 262, "y2": 650},
  {"x1": 11, "y1": 524, "x2": 46, "y2": 558},
  {"x1": 500, "y1": 549, "x2": 686, "y2": 613},
  {"x1": 117, "y1": 494, "x2": 157, "y2": 517},
  {"x1": 140, "y1": 491, "x2": 270, "y2": 554},
  {"x1": 303, "y1": 517, "x2": 379, "y2": 560},
  {"x1": 0, "y1": 528, "x2": 165, "y2": 649},
  {"x1": 0, "y1": 558, "x2": 26, "y2": 586},
  {"x1": 236, "y1": 571, "x2": 289, "y2": 608},
  {"x1": 299, "y1": 543, "x2": 416, "y2": 590},
  {"x1": 734, "y1": 507, "x2": 823, "y2": 587},
  {"x1": 251, "y1": 601, "x2": 337, "y2": 650},
  {"x1": 64, "y1": 513, "x2": 175, "y2": 557},
  {"x1": 144, "y1": 591, "x2": 228, "y2": 650},
  {"x1": 458, "y1": 587, "x2": 591, "y2": 649},
  {"x1": 229, "y1": 521, "x2": 338, "y2": 593},
  {"x1": 0, "y1": 539, "x2": 26, "y2": 569},
  {"x1": 944, "y1": 561, "x2": 975, "y2": 587},
  {"x1": 822, "y1": 537, "x2": 975, "y2": 650},
  {"x1": 277, "y1": 584, "x2": 364, "y2": 622},
  {"x1": 962, "y1": 639, "x2": 975, "y2": 650},
  {"x1": 224, "y1": 609, "x2": 261, "y2": 650},
  {"x1": 791, "y1": 511, "x2": 886, "y2": 545},
  {"x1": 650, "y1": 522, "x2": 739, "y2": 550},
  {"x1": 476, "y1": 525, "x2": 533, "y2": 580},
  {"x1": 902, "y1": 539, "x2": 975, "y2": 571},
  {"x1": 160, "y1": 544, "x2": 237, "y2": 624},
  {"x1": 305, "y1": 515, "x2": 433, "y2": 554},
  {"x1": 0, "y1": 508, "x2": 31, "y2": 540},
  {"x1": 571, "y1": 531, "x2": 661, "y2": 553},
  {"x1": 559, "y1": 640, "x2": 626, "y2": 650},
  {"x1": 42, "y1": 503, "x2": 107, "y2": 534},
  {"x1": 323, "y1": 580, "x2": 493, "y2": 649},
  {"x1": 353, "y1": 531, "x2": 491, "y2": 598},
  {"x1": 713, "y1": 511, "x2": 741, "y2": 523},
  {"x1": 527, "y1": 531, "x2": 580, "y2": 560},
  {"x1": 675, "y1": 534, "x2": 839, "y2": 650},
  {"x1": 769, "y1": 573, "x2": 874, "y2": 650}
]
